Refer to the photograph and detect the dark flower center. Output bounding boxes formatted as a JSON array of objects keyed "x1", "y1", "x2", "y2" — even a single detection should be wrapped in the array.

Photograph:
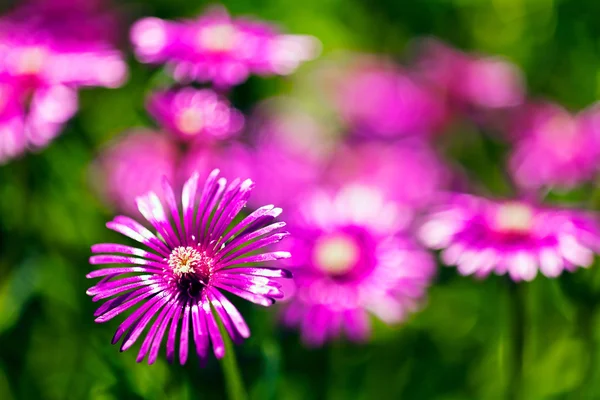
[{"x1": 168, "y1": 246, "x2": 214, "y2": 298}]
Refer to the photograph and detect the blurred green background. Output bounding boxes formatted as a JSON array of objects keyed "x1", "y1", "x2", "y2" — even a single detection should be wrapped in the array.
[{"x1": 3, "y1": 0, "x2": 600, "y2": 399}]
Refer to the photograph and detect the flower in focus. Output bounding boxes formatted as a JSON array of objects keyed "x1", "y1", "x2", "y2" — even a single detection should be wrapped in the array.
[
  {"x1": 415, "y1": 38, "x2": 524, "y2": 111},
  {"x1": 0, "y1": 0, "x2": 127, "y2": 162},
  {"x1": 87, "y1": 169, "x2": 291, "y2": 365},
  {"x1": 317, "y1": 55, "x2": 447, "y2": 138},
  {"x1": 131, "y1": 6, "x2": 319, "y2": 87},
  {"x1": 282, "y1": 185, "x2": 435, "y2": 346},
  {"x1": 93, "y1": 130, "x2": 179, "y2": 216},
  {"x1": 147, "y1": 88, "x2": 244, "y2": 142},
  {"x1": 508, "y1": 102, "x2": 600, "y2": 190},
  {"x1": 324, "y1": 141, "x2": 450, "y2": 216},
  {"x1": 419, "y1": 194, "x2": 600, "y2": 281}
]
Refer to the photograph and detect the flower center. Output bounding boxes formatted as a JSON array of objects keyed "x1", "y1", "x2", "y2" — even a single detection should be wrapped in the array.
[
  {"x1": 494, "y1": 202, "x2": 534, "y2": 234},
  {"x1": 176, "y1": 108, "x2": 204, "y2": 135},
  {"x1": 313, "y1": 234, "x2": 360, "y2": 276},
  {"x1": 16, "y1": 47, "x2": 47, "y2": 75},
  {"x1": 168, "y1": 246, "x2": 212, "y2": 276},
  {"x1": 197, "y1": 23, "x2": 237, "y2": 52}
]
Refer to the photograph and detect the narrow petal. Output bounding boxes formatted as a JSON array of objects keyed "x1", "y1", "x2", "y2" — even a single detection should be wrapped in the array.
[
  {"x1": 209, "y1": 288, "x2": 250, "y2": 339},
  {"x1": 91, "y1": 244, "x2": 164, "y2": 262},
  {"x1": 203, "y1": 297, "x2": 225, "y2": 359}
]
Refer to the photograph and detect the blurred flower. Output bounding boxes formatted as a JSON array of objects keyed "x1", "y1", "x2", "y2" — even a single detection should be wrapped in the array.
[
  {"x1": 87, "y1": 169, "x2": 291, "y2": 365},
  {"x1": 0, "y1": 0, "x2": 127, "y2": 163},
  {"x1": 508, "y1": 102, "x2": 600, "y2": 190},
  {"x1": 324, "y1": 141, "x2": 450, "y2": 217},
  {"x1": 177, "y1": 141, "x2": 253, "y2": 187},
  {"x1": 282, "y1": 185, "x2": 435, "y2": 346},
  {"x1": 414, "y1": 38, "x2": 524, "y2": 111},
  {"x1": 245, "y1": 97, "x2": 335, "y2": 207},
  {"x1": 0, "y1": 80, "x2": 26, "y2": 162},
  {"x1": 419, "y1": 194, "x2": 600, "y2": 281},
  {"x1": 93, "y1": 130, "x2": 179, "y2": 216},
  {"x1": 316, "y1": 55, "x2": 447, "y2": 138},
  {"x1": 131, "y1": 6, "x2": 319, "y2": 87},
  {"x1": 147, "y1": 88, "x2": 244, "y2": 142}
]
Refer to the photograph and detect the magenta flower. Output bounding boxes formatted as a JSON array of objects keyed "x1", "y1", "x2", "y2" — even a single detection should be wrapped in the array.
[
  {"x1": 415, "y1": 38, "x2": 524, "y2": 110},
  {"x1": 0, "y1": 1, "x2": 127, "y2": 89},
  {"x1": 94, "y1": 130, "x2": 179, "y2": 216},
  {"x1": 282, "y1": 185, "x2": 435, "y2": 346},
  {"x1": 419, "y1": 194, "x2": 600, "y2": 281},
  {"x1": 508, "y1": 102, "x2": 600, "y2": 190},
  {"x1": 0, "y1": 0, "x2": 127, "y2": 162},
  {"x1": 324, "y1": 141, "x2": 450, "y2": 216},
  {"x1": 147, "y1": 88, "x2": 244, "y2": 142},
  {"x1": 323, "y1": 55, "x2": 447, "y2": 138},
  {"x1": 87, "y1": 169, "x2": 291, "y2": 365},
  {"x1": 130, "y1": 6, "x2": 319, "y2": 87}
]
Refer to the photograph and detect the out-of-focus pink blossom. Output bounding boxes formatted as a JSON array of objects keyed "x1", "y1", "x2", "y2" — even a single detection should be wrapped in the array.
[
  {"x1": 147, "y1": 88, "x2": 244, "y2": 142},
  {"x1": 131, "y1": 6, "x2": 319, "y2": 87},
  {"x1": 508, "y1": 102, "x2": 600, "y2": 190},
  {"x1": 282, "y1": 185, "x2": 436, "y2": 346},
  {"x1": 0, "y1": 0, "x2": 127, "y2": 163},
  {"x1": 320, "y1": 55, "x2": 448, "y2": 138},
  {"x1": 94, "y1": 130, "x2": 179, "y2": 216},
  {"x1": 324, "y1": 141, "x2": 450, "y2": 219},
  {"x1": 415, "y1": 38, "x2": 524, "y2": 111},
  {"x1": 419, "y1": 194, "x2": 600, "y2": 281}
]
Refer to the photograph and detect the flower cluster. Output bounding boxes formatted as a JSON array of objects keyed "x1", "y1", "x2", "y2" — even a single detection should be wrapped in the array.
[{"x1": 0, "y1": 0, "x2": 127, "y2": 163}]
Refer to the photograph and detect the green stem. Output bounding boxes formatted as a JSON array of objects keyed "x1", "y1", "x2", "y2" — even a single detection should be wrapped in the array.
[
  {"x1": 508, "y1": 281, "x2": 525, "y2": 400},
  {"x1": 220, "y1": 333, "x2": 248, "y2": 400}
]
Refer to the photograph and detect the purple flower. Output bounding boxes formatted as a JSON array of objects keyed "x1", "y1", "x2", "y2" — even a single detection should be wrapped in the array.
[
  {"x1": 419, "y1": 194, "x2": 600, "y2": 281},
  {"x1": 147, "y1": 88, "x2": 244, "y2": 142},
  {"x1": 508, "y1": 102, "x2": 600, "y2": 190},
  {"x1": 0, "y1": 80, "x2": 26, "y2": 163},
  {"x1": 87, "y1": 169, "x2": 291, "y2": 365},
  {"x1": 130, "y1": 6, "x2": 319, "y2": 87},
  {"x1": 282, "y1": 185, "x2": 435, "y2": 346},
  {"x1": 93, "y1": 130, "x2": 179, "y2": 216}
]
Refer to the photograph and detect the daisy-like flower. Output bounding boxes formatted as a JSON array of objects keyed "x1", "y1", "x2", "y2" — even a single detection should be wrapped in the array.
[
  {"x1": 130, "y1": 6, "x2": 319, "y2": 87},
  {"x1": 93, "y1": 130, "x2": 179, "y2": 216},
  {"x1": 87, "y1": 169, "x2": 291, "y2": 365},
  {"x1": 508, "y1": 102, "x2": 600, "y2": 190},
  {"x1": 282, "y1": 185, "x2": 435, "y2": 346},
  {"x1": 147, "y1": 88, "x2": 244, "y2": 142},
  {"x1": 419, "y1": 194, "x2": 600, "y2": 281}
]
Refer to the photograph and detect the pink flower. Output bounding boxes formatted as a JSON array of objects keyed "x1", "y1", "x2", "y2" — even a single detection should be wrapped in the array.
[
  {"x1": 419, "y1": 194, "x2": 600, "y2": 281},
  {"x1": 508, "y1": 102, "x2": 600, "y2": 190},
  {"x1": 324, "y1": 141, "x2": 450, "y2": 218},
  {"x1": 147, "y1": 88, "x2": 244, "y2": 142},
  {"x1": 322, "y1": 55, "x2": 447, "y2": 138},
  {"x1": 282, "y1": 185, "x2": 435, "y2": 346},
  {"x1": 131, "y1": 6, "x2": 319, "y2": 87},
  {"x1": 415, "y1": 38, "x2": 524, "y2": 111},
  {"x1": 0, "y1": 0, "x2": 127, "y2": 162},
  {"x1": 94, "y1": 130, "x2": 179, "y2": 216}
]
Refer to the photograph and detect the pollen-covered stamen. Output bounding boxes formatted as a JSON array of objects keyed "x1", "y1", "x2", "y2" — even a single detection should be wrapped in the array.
[
  {"x1": 168, "y1": 246, "x2": 212, "y2": 276},
  {"x1": 197, "y1": 23, "x2": 237, "y2": 52},
  {"x1": 494, "y1": 202, "x2": 534, "y2": 234},
  {"x1": 176, "y1": 108, "x2": 204, "y2": 135},
  {"x1": 313, "y1": 234, "x2": 360, "y2": 276}
]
